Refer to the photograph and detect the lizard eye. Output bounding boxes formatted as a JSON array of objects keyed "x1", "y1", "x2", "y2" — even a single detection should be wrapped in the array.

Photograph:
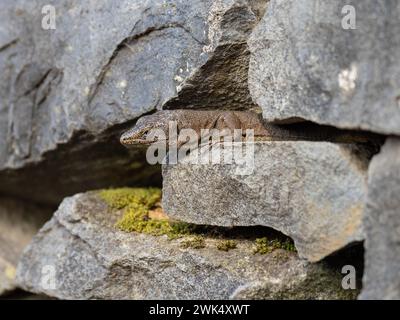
[
  {"x1": 142, "y1": 129, "x2": 155, "y2": 141},
  {"x1": 142, "y1": 130, "x2": 149, "y2": 138}
]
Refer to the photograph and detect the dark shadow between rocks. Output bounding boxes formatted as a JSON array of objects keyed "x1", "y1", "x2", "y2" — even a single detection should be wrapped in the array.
[
  {"x1": 322, "y1": 242, "x2": 364, "y2": 292},
  {"x1": 0, "y1": 289, "x2": 54, "y2": 300},
  {"x1": 182, "y1": 221, "x2": 364, "y2": 295},
  {"x1": 0, "y1": 120, "x2": 162, "y2": 207}
]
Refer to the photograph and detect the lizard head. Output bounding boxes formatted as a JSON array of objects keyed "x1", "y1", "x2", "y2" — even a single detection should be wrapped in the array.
[{"x1": 120, "y1": 112, "x2": 171, "y2": 147}]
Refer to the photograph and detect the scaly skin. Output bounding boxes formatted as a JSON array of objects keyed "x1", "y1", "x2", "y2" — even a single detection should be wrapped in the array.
[
  {"x1": 120, "y1": 110, "x2": 382, "y2": 147},
  {"x1": 120, "y1": 110, "x2": 275, "y2": 147}
]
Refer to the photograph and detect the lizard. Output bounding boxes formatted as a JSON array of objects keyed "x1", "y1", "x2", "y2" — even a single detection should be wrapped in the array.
[{"x1": 120, "y1": 110, "x2": 383, "y2": 148}]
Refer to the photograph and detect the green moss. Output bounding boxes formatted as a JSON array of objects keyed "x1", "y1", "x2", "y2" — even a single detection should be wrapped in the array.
[
  {"x1": 253, "y1": 237, "x2": 296, "y2": 255},
  {"x1": 180, "y1": 236, "x2": 206, "y2": 249},
  {"x1": 168, "y1": 221, "x2": 198, "y2": 239},
  {"x1": 217, "y1": 240, "x2": 237, "y2": 251},
  {"x1": 116, "y1": 205, "x2": 171, "y2": 235},
  {"x1": 99, "y1": 187, "x2": 195, "y2": 238},
  {"x1": 99, "y1": 187, "x2": 161, "y2": 210},
  {"x1": 99, "y1": 188, "x2": 298, "y2": 256}
]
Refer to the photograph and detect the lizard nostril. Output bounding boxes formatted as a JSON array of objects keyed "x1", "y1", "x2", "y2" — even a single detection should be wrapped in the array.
[{"x1": 120, "y1": 132, "x2": 129, "y2": 145}]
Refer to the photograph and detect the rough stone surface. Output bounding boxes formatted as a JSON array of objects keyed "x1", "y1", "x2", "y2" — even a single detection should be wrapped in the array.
[
  {"x1": 163, "y1": 141, "x2": 371, "y2": 262},
  {"x1": 0, "y1": 0, "x2": 265, "y2": 205},
  {"x1": 16, "y1": 191, "x2": 354, "y2": 300},
  {"x1": 3, "y1": 0, "x2": 397, "y2": 301},
  {"x1": 249, "y1": 0, "x2": 400, "y2": 135},
  {"x1": 164, "y1": 0, "x2": 268, "y2": 111},
  {"x1": 360, "y1": 138, "x2": 400, "y2": 300},
  {"x1": 0, "y1": 196, "x2": 51, "y2": 295}
]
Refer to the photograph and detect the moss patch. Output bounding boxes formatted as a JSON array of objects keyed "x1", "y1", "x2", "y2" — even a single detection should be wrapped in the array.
[
  {"x1": 180, "y1": 236, "x2": 206, "y2": 249},
  {"x1": 253, "y1": 237, "x2": 296, "y2": 255},
  {"x1": 217, "y1": 240, "x2": 237, "y2": 251},
  {"x1": 98, "y1": 188, "x2": 299, "y2": 256},
  {"x1": 99, "y1": 187, "x2": 161, "y2": 210},
  {"x1": 99, "y1": 188, "x2": 194, "y2": 238}
]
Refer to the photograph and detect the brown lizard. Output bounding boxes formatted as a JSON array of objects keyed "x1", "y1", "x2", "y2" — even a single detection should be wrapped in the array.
[{"x1": 120, "y1": 110, "x2": 382, "y2": 148}]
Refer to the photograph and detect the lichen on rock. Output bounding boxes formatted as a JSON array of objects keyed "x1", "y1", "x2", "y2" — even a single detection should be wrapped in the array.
[
  {"x1": 180, "y1": 236, "x2": 206, "y2": 249},
  {"x1": 217, "y1": 240, "x2": 237, "y2": 252},
  {"x1": 98, "y1": 187, "x2": 195, "y2": 239},
  {"x1": 253, "y1": 237, "x2": 296, "y2": 255},
  {"x1": 16, "y1": 191, "x2": 358, "y2": 299}
]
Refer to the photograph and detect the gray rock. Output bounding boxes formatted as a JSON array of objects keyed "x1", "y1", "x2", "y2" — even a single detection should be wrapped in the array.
[
  {"x1": 249, "y1": 0, "x2": 400, "y2": 135},
  {"x1": 0, "y1": 196, "x2": 51, "y2": 295},
  {"x1": 0, "y1": 0, "x2": 265, "y2": 205},
  {"x1": 16, "y1": 191, "x2": 354, "y2": 299},
  {"x1": 0, "y1": 0, "x2": 207, "y2": 167},
  {"x1": 164, "y1": 0, "x2": 268, "y2": 111},
  {"x1": 360, "y1": 138, "x2": 400, "y2": 300},
  {"x1": 163, "y1": 141, "x2": 371, "y2": 262}
]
